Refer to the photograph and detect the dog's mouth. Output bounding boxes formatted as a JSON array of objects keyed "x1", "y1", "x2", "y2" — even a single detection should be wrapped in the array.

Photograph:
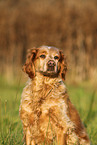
[
  {"x1": 40, "y1": 71, "x2": 58, "y2": 78},
  {"x1": 40, "y1": 67, "x2": 58, "y2": 77},
  {"x1": 47, "y1": 66, "x2": 55, "y2": 72}
]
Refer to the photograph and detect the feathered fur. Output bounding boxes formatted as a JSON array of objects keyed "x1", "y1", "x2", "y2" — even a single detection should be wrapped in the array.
[{"x1": 19, "y1": 46, "x2": 90, "y2": 145}]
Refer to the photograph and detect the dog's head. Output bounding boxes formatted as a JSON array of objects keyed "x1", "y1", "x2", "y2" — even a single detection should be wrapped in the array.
[{"x1": 23, "y1": 46, "x2": 67, "y2": 80}]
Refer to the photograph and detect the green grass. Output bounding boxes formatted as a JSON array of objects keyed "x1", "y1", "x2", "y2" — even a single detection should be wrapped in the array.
[
  {"x1": 0, "y1": 78, "x2": 97, "y2": 145},
  {"x1": 0, "y1": 78, "x2": 23, "y2": 145}
]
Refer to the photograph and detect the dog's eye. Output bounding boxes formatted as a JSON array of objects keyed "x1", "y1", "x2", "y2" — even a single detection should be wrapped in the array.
[
  {"x1": 54, "y1": 56, "x2": 59, "y2": 60},
  {"x1": 40, "y1": 54, "x2": 46, "y2": 59}
]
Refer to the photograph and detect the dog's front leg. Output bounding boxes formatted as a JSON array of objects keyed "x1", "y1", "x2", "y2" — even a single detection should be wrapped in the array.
[
  {"x1": 57, "y1": 132, "x2": 67, "y2": 145},
  {"x1": 26, "y1": 127, "x2": 31, "y2": 145},
  {"x1": 31, "y1": 140, "x2": 35, "y2": 145}
]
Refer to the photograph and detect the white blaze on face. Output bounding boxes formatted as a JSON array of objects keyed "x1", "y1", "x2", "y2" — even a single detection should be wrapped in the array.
[{"x1": 48, "y1": 46, "x2": 51, "y2": 49}]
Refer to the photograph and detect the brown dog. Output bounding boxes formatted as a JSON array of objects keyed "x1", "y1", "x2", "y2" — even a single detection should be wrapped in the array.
[{"x1": 19, "y1": 46, "x2": 90, "y2": 145}]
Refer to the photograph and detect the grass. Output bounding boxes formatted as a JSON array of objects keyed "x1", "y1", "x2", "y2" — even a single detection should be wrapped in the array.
[
  {"x1": 0, "y1": 77, "x2": 23, "y2": 145},
  {"x1": 0, "y1": 77, "x2": 97, "y2": 145}
]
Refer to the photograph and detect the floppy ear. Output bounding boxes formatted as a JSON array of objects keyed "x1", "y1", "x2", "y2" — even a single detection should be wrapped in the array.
[
  {"x1": 59, "y1": 51, "x2": 67, "y2": 80},
  {"x1": 22, "y1": 47, "x2": 37, "y2": 78}
]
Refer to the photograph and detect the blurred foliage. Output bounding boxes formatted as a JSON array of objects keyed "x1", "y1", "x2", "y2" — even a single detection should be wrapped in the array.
[{"x1": 0, "y1": 0, "x2": 97, "y2": 82}]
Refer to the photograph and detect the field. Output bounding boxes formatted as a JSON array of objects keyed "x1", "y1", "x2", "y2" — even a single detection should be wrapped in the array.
[
  {"x1": 0, "y1": 77, "x2": 97, "y2": 145},
  {"x1": 0, "y1": 0, "x2": 97, "y2": 144}
]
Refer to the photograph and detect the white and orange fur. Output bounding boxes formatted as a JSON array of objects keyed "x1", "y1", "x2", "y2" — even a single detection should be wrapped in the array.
[{"x1": 19, "y1": 46, "x2": 90, "y2": 145}]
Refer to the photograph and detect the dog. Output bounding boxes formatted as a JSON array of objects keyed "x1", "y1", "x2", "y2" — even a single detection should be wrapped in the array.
[{"x1": 19, "y1": 46, "x2": 90, "y2": 145}]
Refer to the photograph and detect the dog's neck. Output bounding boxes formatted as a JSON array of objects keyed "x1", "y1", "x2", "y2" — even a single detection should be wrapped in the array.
[{"x1": 30, "y1": 72, "x2": 63, "y2": 92}]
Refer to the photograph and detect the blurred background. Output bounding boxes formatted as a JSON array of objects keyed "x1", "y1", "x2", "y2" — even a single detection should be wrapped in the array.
[
  {"x1": 0, "y1": 0, "x2": 97, "y2": 83},
  {"x1": 0, "y1": 1, "x2": 97, "y2": 144}
]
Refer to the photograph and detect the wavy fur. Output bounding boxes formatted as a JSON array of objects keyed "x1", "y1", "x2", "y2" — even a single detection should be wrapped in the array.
[{"x1": 19, "y1": 46, "x2": 90, "y2": 145}]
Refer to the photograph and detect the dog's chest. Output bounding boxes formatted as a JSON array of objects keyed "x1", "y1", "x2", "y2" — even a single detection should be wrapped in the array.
[
  {"x1": 32, "y1": 83, "x2": 66, "y2": 113},
  {"x1": 29, "y1": 82, "x2": 74, "y2": 143},
  {"x1": 37, "y1": 95, "x2": 68, "y2": 140},
  {"x1": 32, "y1": 82, "x2": 68, "y2": 122}
]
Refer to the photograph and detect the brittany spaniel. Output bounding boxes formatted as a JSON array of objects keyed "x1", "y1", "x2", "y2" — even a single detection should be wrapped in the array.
[{"x1": 19, "y1": 46, "x2": 90, "y2": 145}]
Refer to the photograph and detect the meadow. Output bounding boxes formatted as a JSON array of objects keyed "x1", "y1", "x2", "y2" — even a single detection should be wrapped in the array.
[
  {"x1": 0, "y1": 77, "x2": 97, "y2": 145},
  {"x1": 0, "y1": 0, "x2": 97, "y2": 144}
]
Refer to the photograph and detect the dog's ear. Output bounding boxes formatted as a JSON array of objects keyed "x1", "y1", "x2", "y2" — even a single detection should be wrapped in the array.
[
  {"x1": 22, "y1": 47, "x2": 38, "y2": 78},
  {"x1": 59, "y1": 51, "x2": 67, "y2": 80}
]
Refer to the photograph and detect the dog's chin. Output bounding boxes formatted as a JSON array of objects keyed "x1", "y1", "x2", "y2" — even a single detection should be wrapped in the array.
[{"x1": 39, "y1": 70, "x2": 59, "y2": 78}]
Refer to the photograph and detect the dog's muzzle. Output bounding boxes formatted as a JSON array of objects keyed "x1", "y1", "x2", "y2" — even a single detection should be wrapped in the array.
[{"x1": 47, "y1": 60, "x2": 56, "y2": 71}]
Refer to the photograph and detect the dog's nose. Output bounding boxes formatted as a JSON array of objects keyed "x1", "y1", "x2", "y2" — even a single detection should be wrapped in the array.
[{"x1": 48, "y1": 60, "x2": 55, "y2": 67}]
